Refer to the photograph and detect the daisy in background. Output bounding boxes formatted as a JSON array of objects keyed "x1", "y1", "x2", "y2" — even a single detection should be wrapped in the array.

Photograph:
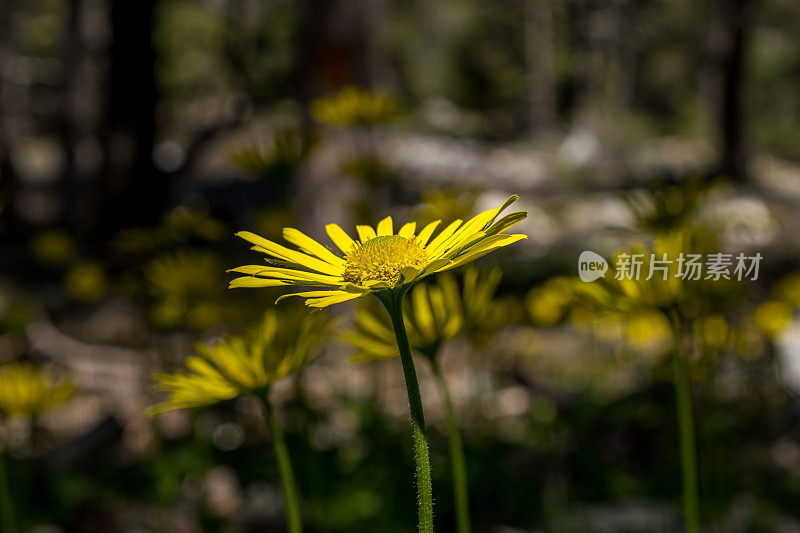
[
  {"x1": 229, "y1": 195, "x2": 527, "y2": 533},
  {"x1": 310, "y1": 86, "x2": 400, "y2": 127},
  {"x1": 0, "y1": 361, "x2": 74, "y2": 420},
  {"x1": 149, "y1": 310, "x2": 333, "y2": 533},
  {"x1": 0, "y1": 361, "x2": 75, "y2": 533}
]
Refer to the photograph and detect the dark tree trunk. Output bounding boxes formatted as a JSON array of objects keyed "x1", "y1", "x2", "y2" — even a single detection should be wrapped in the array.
[
  {"x1": 720, "y1": 0, "x2": 748, "y2": 181},
  {"x1": 0, "y1": 0, "x2": 18, "y2": 230},
  {"x1": 293, "y1": 0, "x2": 388, "y2": 106},
  {"x1": 706, "y1": 0, "x2": 750, "y2": 181},
  {"x1": 97, "y1": 0, "x2": 162, "y2": 236},
  {"x1": 58, "y1": 0, "x2": 82, "y2": 232}
]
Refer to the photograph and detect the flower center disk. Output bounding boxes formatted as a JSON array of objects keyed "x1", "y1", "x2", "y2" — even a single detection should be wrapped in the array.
[{"x1": 343, "y1": 235, "x2": 428, "y2": 285}]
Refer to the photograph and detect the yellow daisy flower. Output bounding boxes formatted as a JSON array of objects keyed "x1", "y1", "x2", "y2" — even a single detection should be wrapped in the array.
[
  {"x1": 148, "y1": 310, "x2": 330, "y2": 533},
  {"x1": 0, "y1": 361, "x2": 74, "y2": 419},
  {"x1": 229, "y1": 195, "x2": 527, "y2": 307},
  {"x1": 311, "y1": 86, "x2": 400, "y2": 127},
  {"x1": 149, "y1": 310, "x2": 332, "y2": 414},
  {"x1": 227, "y1": 195, "x2": 524, "y2": 533}
]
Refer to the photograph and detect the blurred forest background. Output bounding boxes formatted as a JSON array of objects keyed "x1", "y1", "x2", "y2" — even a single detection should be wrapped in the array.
[{"x1": 2, "y1": 0, "x2": 800, "y2": 531}]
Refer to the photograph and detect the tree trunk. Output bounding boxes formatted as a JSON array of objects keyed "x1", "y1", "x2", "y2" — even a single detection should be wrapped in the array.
[
  {"x1": 705, "y1": 0, "x2": 749, "y2": 181},
  {"x1": 0, "y1": 0, "x2": 18, "y2": 230},
  {"x1": 97, "y1": 0, "x2": 162, "y2": 235},
  {"x1": 293, "y1": 0, "x2": 389, "y2": 105},
  {"x1": 58, "y1": 0, "x2": 82, "y2": 232}
]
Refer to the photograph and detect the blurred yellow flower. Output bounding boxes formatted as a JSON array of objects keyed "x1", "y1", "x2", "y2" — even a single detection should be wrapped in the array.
[
  {"x1": 526, "y1": 277, "x2": 575, "y2": 326},
  {"x1": 564, "y1": 231, "x2": 706, "y2": 352},
  {"x1": 696, "y1": 314, "x2": 729, "y2": 348},
  {"x1": 344, "y1": 266, "x2": 505, "y2": 362},
  {"x1": 149, "y1": 310, "x2": 332, "y2": 414},
  {"x1": 754, "y1": 300, "x2": 792, "y2": 340},
  {"x1": 229, "y1": 196, "x2": 527, "y2": 308},
  {"x1": 0, "y1": 361, "x2": 74, "y2": 418},
  {"x1": 30, "y1": 229, "x2": 77, "y2": 266},
  {"x1": 344, "y1": 273, "x2": 463, "y2": 362},
  {"x1": 186, "y1": 302, "x2": 224, "y2": 331},
  {"x1": 626, "y1": 311, "x2": 671, "y2": 348},
  {"x1": 573, "y1": 229, "x2": 718, "y2": 319},
  {"x1": 776, "y1": 274, "x2": 800, "y2": 307},
  {"x1": 311, "y1": 86, "x2": 400, "y2": 126},
  {"x1": 569, "y1": 228, "x2": 762, "y2": 361},
  {"x1": 64, "y1": 261, "x2": 109, "y2": 302},
  {"x1": 415, "y1": 189, "x2": 478, "y2": 228},
  {"x1": 145, "y1": 249, "x2": 223, "y2": 300},
  {"x1": 347, "y1": 266, "x2": 505, "y2": 359}
]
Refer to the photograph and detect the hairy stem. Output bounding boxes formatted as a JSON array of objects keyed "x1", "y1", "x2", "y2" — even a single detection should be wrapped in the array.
[
  {"x1": 259, "y1": 396, "x2": 302, "y2": 533},
  {"x1": 379, "y1": 290, "x2": 434, "y2": 533},
  {"x1": 433, "y1": 364, "x2": 471, "y2": 533}
]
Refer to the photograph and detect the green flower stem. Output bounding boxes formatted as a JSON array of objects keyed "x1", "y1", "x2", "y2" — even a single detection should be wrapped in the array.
[
  {"x1": 670, "y1": 317, "x2": 700, "y2": 533},
  {"x1": 379, "y1": 290, "x2": 434, "y2": 533},
  {"x1": 0, "y1": 448, "x2": 16, "y2": 533},
  {"x1": 432, "y1": 364, "x2": 471, "y2": 533},
  {"x1": 258, "y1": 396, "x2": 302, "y2": 533}
]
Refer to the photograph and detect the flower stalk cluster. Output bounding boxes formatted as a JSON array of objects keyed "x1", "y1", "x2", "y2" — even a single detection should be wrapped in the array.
[{"x1": 221, "y1": 196, "x2": 527, "y2": 531}]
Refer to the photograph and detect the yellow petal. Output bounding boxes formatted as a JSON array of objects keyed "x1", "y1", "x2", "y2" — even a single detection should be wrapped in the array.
[
  {"x1": 376, "y1": 216, "x2": 393, "y2": 236},
  {"x1": 398, "y1": 222, "x2": 416, "y2": 238},
  {"x1": 415, "y1": 220, "x2": 441, "y2": 247},
  {"x1": 411, "y1": 285, "x2": 436, "y2": 339},
  {"x1": 342, "y1": 334, "x2": 398, "y2": 360},
  {"x1": 326, "y1": 223, "x2": 357, "y2": 254},
  {"x1": 236, "y1": 232, "x2": 342, "y2": 276},
  {"x1": 275, "y1": 290, "x2": 344, "y2": 303},
  {"x1": 229, "y1": 277, "x2": 290, "y2": 288},
  {"x1": 441, "y1": 231, "x2": 486, "y2": 260},
  {"x1": 356, "y1": 225, "x2": 377, "y2": 243},
  {"x1": 487, "y1": 195, "x2": 520, "y2": 225},
  {"x1": 425, "y1": 220, "x2": 462, "y2": 256},
  {"x1": 428, "y1": 286, "x2": 449, "y2": 330},
  {"x1": 417, "y1": 258, "x2": 453, "y2": 278},
  {"x1": 227, "y1": 265, "x2": 273, "y2": 276},
  {"x1": 283, "y1": 228, "x2": 345, "y2": 266},
  {"x1": 429, "y1": 211, "x2": 496, "y2": 257},
  {"x1": 438, "y1": 234, "x2": 527, "y2": 271},
  {"x1": 356, "y1": 308, "x2": 394, "y2": 339},
  {"x1": 228, "y1": 266, "x2": 341, "y2": 284},
  {"x1": 306, "y1": 292, "x2": 363, "y2": 308},
  {"x1": 428, "y1": 197, "x2": 519, "y2": 257},
  {"x1": 484, "y1": 211, "x2": 527, "y2": 237}
]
